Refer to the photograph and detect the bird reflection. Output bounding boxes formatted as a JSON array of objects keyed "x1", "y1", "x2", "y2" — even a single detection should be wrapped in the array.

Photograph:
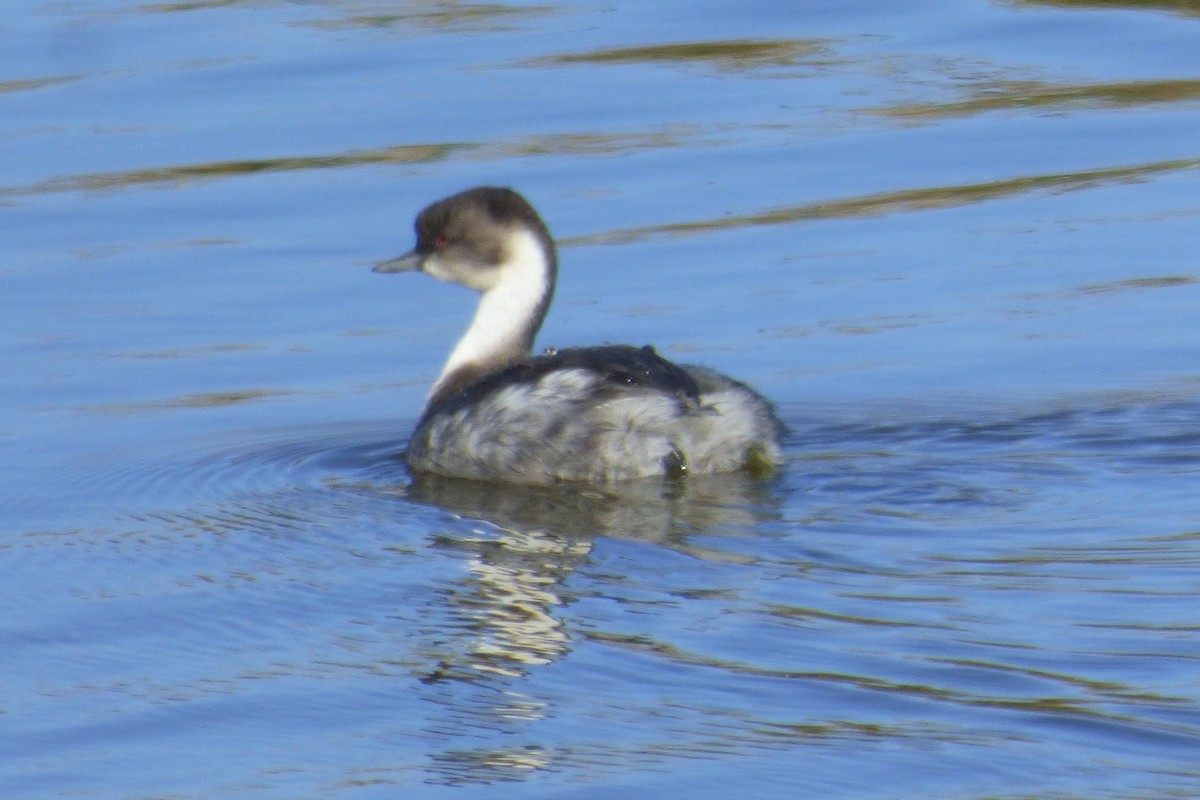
[{"x1": 403, "y1": 471, "x2": 782, "y2": 684}]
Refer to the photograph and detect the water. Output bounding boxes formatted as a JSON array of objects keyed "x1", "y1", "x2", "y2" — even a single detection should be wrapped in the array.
[{"x1": 3, "y1": 0, "x2": 1199, "y2": 797}]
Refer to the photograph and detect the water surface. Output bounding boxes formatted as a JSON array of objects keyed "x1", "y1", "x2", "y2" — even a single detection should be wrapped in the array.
[{"x1": 2, "y1": 0, "x2": 1198, "y2": 798}]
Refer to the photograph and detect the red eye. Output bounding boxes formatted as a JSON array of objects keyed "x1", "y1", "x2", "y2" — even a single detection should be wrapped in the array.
[{"x1": 434, "y1": 235, "x2": 450, "y2": 249}]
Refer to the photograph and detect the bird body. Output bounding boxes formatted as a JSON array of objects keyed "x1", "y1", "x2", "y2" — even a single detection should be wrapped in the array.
[{"x1": 375, "y1": 186, "x2": 782, "y2": 483}]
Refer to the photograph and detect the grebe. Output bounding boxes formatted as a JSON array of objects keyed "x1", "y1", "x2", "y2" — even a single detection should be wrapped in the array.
[{"x1": 374, "y1": 186, "x2": 783, "y2": 483}]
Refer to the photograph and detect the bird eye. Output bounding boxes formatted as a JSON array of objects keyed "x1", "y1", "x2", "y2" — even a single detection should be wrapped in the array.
[{"x1": 434, "y1": 235, "x2": 450, "y2": 249}]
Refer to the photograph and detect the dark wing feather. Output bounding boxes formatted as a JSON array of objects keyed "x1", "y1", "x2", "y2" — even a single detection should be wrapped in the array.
[
  {"x1": 425, "y1": 344, "x2": 701, "y2": 421},
  {"x1": 545, "y1": 345, "x2": 701, "y2": 400}
]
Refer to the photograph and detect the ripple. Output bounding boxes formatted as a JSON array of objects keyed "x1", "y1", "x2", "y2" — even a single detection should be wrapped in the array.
[
  {"x1": 6, "y1": 397, "x2": 1200, "y2": 796},
  {"x1": 563, "y1": 157, "x2": 1200, "y2": 245}
]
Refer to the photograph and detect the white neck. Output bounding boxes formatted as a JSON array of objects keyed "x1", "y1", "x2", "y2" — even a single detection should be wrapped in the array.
[{"x1": 430, "y1": 229, "x2": 552, "y2": 401}]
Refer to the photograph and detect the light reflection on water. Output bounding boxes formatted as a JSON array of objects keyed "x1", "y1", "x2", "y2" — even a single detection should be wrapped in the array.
[{"x1": 3, "y1": 0, "x2": 1200, "y2": 796}]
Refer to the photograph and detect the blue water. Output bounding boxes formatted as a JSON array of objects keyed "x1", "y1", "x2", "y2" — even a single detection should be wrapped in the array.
[{"x1": 2, "y1": 0, "x2": 1199, "y2": 798}]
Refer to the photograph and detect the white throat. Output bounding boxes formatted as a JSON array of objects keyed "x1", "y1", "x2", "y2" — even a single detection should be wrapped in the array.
[{"x1": 430, "y1": 229, "x2": 551, "y2": 400}]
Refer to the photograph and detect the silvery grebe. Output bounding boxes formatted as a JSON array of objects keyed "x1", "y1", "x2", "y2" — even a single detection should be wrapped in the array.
[{"x1": 374, "y1": 186, "x2": 783, "y2": 483}]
